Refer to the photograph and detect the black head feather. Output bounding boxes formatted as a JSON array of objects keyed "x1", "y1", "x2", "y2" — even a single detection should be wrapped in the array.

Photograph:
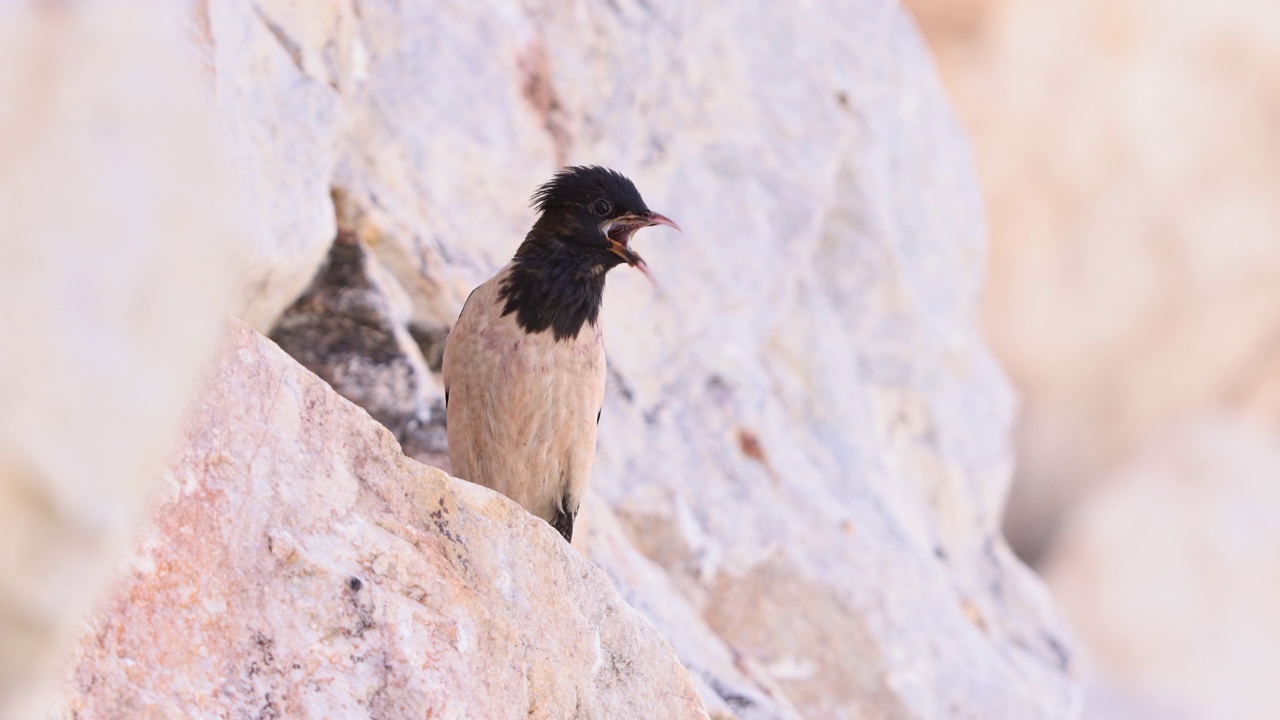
[
  {"x1": 530, "y1": 165, "x2": 649, "y2": 217},
  {"x1": 498, "y1": 166, "x2": 667, "y2": 341}
]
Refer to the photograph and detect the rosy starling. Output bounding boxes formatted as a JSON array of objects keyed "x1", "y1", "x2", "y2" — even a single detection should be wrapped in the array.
[{"x1": 442, "y1": 166, "x2": 678, "y2": 541}]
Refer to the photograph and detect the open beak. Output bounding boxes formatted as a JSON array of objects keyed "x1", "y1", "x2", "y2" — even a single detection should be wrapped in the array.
[{"x1": 603, "y1": 211, "x2": 681, "y2": 278}]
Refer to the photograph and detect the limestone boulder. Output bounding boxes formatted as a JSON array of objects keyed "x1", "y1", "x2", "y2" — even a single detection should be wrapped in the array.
[
  {"x1": 0, "y1": 0, "x2": 1087, "y2": 717},
  {"x1": 59, "y1": 322, "x2": 708, "y2": 720},
  {"x1": 201, "y1": 0, "x2": 1082, "y2": 717},
  {"x1": 573, "y1": 493, "x2": 806, "y2": 720}
]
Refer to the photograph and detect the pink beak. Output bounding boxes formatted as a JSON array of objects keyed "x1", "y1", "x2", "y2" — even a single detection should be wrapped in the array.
[{"x1": 645, "y1": 211, "x2": 681, "y2": 232}]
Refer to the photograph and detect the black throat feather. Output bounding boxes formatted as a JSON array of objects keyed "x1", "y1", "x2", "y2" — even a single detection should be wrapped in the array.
[{"x1": 498, "y1": 233, "x2": 618, "y2": 341}]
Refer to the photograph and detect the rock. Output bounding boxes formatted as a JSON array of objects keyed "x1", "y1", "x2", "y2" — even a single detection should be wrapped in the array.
[
  {"x1": 1045, "y1": 417, "x2": 1280, "y2": 720},
  {"x1": 0, "y1": 4, "x2": 244, "y2": 717},
  {"x1": 197, "y1": 0, "x2": 1082, "y2": 717},
  {"x1": 903, "y1": 0, "x2": 1280, "y2": 562},
  {"x1": 269, "y1": 196, "x2": 450, "y2": 471},
  {"x1": 59, "y1": 322, "x2": 709, "y2": 720},
  {"x1": 574, "y1": 493, "x2": 806, "y2": 720},
  {"x1": 207, "y1": 0, "x2": 347, "y2": 330},
  {"x1": 0, "y1": 0, "x2": 1087, "y2": 716}
]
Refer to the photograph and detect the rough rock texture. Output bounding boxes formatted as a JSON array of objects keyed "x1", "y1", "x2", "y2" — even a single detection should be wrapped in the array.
[
  {"x1": 1045, "y1": 418, "x2": 1280, "y2": 720},
  {"x1": 60, "y1": 322, "x2": 708, "y2": 720},
  {"x1": 269, "y1": 198, "x2": 450, "y2": 471},
  {"x1": 11, "y1": 1, "x2": 1086, "y2": 718},
  {"x1": 904, "y1": 0, "x2": 1280, "y2": 562},
  {"x1": 196, "y1": 1, "x2": 1081, "y2": 718},
  {"x1": 574, "y1": 493, "x2": 806, "y2": 720},
  {"x1": 0, "y1": 4, "x2": 243, "y2": 718}
]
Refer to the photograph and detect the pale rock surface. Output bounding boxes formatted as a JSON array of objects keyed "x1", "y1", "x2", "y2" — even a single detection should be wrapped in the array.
[
  {"x1": 904, "y1": 0, "x2": 1280, "y2": 561},
  {"x1": 206, "y1": 0, "x2": 347, "y2": 330},
  {"x1": 573, "y1": 493, "x2": 806, "y2": 720},
  {"x1": 0, "y1": 4, "x2": 244, "y2": 717},
  {"x1": 1078, "y1": 682, "x2": 1192, "y2": 720},
  {"x1": 203, "y1": 0, "x2": 1082, "y2": 717},
  {"x1": 1045, "y1": 417, "x2": 1280, "y2": 720},
  {"x1": 261, "y1": 224, "x2": 803, "y2": 718},
  {"x1": 6, "y1": 0, "x2": 1087, "y2": 717},
  {"x1": 60, "y1": 322, "x2": 708, "y2": 720}
]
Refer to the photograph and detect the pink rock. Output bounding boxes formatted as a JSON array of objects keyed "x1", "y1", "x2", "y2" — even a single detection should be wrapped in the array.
[{"x1": 58, "y1": 322, "x2": 708, "y2": 719}]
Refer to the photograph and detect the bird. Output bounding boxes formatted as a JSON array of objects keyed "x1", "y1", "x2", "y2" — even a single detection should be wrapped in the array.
[{"x1": 441, "y1": 166, "x2": 679, "y2": 542}]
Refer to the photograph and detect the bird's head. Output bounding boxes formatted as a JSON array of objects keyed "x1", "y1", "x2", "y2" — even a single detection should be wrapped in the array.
[{"x1": 529, "y1": 166, "x2": 680, "y2": 276}]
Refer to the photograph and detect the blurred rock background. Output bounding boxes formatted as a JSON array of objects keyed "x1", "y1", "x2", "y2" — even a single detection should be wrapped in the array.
[
  {"x1": 0, "y1": 4, "x2": 244, "y2": 717},
  {"x1": 904, "y1": 0, "x2": 1280, "y2": 718}
]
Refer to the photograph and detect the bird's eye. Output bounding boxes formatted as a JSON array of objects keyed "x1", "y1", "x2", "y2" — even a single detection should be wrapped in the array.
[{"x1": 591, "y1": 198, "x2": 612, "y2": 216}]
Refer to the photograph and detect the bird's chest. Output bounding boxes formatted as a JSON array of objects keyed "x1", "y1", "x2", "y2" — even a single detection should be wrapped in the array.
[
  {"x1": 487, "y1": 321, "x2": 601, "y2": 374},
  {"x1": 482, "y1": 317, "x2": 604, "y2": 391}
]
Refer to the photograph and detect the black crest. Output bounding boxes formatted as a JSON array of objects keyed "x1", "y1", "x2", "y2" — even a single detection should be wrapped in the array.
[{"x1": 530, "y1": 165, "x2": 648, "y2": 216}]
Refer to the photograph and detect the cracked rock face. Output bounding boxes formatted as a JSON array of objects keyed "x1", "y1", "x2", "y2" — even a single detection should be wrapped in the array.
[
  {"x1": 40, "y1": 0, "x2": 1082, "y2": 718},
  {"x1": 59, "y1": 323, "x2": 708, "y2": 720}
]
